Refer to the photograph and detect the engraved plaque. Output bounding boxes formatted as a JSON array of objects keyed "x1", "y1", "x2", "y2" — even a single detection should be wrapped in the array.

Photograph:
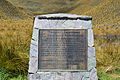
[{"x1": 38, "y1": 29, "x2": 88, "y2": 70}]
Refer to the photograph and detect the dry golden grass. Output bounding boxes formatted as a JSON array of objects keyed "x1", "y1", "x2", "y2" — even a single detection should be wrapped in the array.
[
  {"x1": 0, "y1": 19, "x2": 33, "y2": 75},
  {"x1": 85, "y1": 0, "x2": 120, "y2": 27},
  {"x1": 0, "y1": 0, "x2": 29, "y2": 20}
]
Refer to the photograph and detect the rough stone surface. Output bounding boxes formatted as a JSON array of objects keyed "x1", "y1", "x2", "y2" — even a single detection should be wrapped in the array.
[
  {"x1": 28, "y1": 57, "x2": 38, "y2": 73},
  {"x1": 28, "y1": 69, "x2": 98, "y2": 80},
  {"x1": 82, "y1": 20, "x2": 92, "y2": 29},
  {"x1": 88, "y1": 29, "x2": 94, "y2": 47},
  {"x1": 88, "y1": 47, "x2": 95, "y2": 58},
  {"x1": 28, "y1": 14, "x2": 98, "y2": 80},
  {"x1": 35, "y1": 20, "x2": 92, "y2": 29},
  {"x1": 30, "y1": 40, "x2": 38, "y2": 57},
  {"x1": 90, "y1": 68, "x2": 98, "y2": 80},
  {"x1": 36, "y1": 13, "x2": 92, "y2": 19},
  {"x1": 72, "y1": 72, "x2": 84, "y2": 80},
  {"x1": 30, "y1": 43, "x2": 38, "y2": 57},
  {"x1": 34, "y1": 14, "x2": 92, "y2": 29},
  {"x1": 32, "y1": 28, "x2": 39, "y2": 41},
  {"x1": 88, "y1": 57, "x2": 96, "y2": 70},
  {"x1": 31, "y1": 40, "x2": 38, "y2": 46}
]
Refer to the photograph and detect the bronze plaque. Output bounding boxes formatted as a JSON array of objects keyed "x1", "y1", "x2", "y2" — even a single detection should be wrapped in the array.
[{"x1": 38, "y1": 29, "x2": 88, "y2": 70}]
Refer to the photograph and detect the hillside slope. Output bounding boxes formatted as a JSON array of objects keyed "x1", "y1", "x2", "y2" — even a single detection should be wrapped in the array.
[
  {"x1": 0, "y1": 0, "x2": 29, "y2": 20},
  {"x1": 7, "y1": 0, "x2": 79, "y2": 14},
  {"x1": 84, "y1": 0, "x2": 120, "y2": 27},
  {"x1": 69, "y1": 0, "x2": 120, "y2": 28},
  {"x1": 69, "y1": 0, "x2": 104, "y2": 15}
]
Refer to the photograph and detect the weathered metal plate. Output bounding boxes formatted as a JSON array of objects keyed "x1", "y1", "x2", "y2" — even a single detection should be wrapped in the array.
[{"x1": 38, "y1": 29, "x2": 88, "y2": 70}]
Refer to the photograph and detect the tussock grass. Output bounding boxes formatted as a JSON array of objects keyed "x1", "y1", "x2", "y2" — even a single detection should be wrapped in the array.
[
  {"x1": 0, "y1": 20, "x2": 33, "y2": 77},
  {"x1": 0, "y1": 68, "x2": 27, "y2": 80},
  {"x1": 0, "y1": 0, "x2": 29, "y2": 20}
]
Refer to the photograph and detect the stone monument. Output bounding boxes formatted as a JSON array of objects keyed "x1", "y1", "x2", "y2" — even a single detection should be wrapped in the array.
[{"x1": 28, "y1": 13, "x2": 98, "y2": 80}]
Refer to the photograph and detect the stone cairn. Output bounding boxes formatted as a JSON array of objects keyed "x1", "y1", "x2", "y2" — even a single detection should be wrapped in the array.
[{"x1": 28, "y1": 13, "x2": 98, "y2": 80}]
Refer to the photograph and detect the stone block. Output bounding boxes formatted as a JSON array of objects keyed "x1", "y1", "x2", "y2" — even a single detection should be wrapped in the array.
[
  {"x1": 88, "y1": 29, "x2": 94, "y2": 47},
  {"x1": 62, "y1": 20, "x2": 82, "y2": 29},
  {"x1": 32, "y1": 28, "x2": 39, "y2": 41},
  {"x1": 34, "y1": 18, "x2": 41, "y2": 29},
  {"x1": 90, "y1": 68, "x2": 98, "y2": 80},
  {"x1": 37, "y1": 13, "x2": 92, "y2": 19},
  {"x1": 30, "y1": 44, "x2": 38, "y2": 57},
  {"x1": 28, "y1": 57, "x2": 38, "y2": 73},
  {"x1": 31, "y1": 40, "x2": 38, "y2": 46},
  {"x1": 82, "y1": 20, "x2": 92, "y2": 29},
  {"x1": 88, "y1": 47, "x2": 95, "y2": 58},
  {"x1": 82, "y1": 77, "x2": 90, "y2": 80},
  {"x1": 72, "y1": 72, "x2": 84, "y2": 80},
  {"x1": 88, "y1": 57, "x2": 96, "y2": 70},
  {"x1": 30, "y1": 40, "x2": 38, "y2": 57},
  {"x1": 35, "y1": 19, "x2": 92, "y2": 29}
]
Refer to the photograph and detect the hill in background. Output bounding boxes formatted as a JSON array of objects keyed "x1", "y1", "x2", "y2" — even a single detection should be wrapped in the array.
[
  {"x1": 7, "y1": 0, "x2": 79, "y2": 14},
  {"x1": 69, "y1": 0, "x2": 120, "y2": 28},
  {"x1": 85, "y1": 0, "x2": 120, "y2": 27},
  {"x1": 0, "y1": 0, "x2": 29, "y2": 20},
  {"x1": 0, "y1": 0, "x2": 119, "y2": 24}
]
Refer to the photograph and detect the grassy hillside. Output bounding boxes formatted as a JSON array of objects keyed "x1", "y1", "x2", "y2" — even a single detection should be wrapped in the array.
[
  {"x1": 69, "y1": 0, "x2": 120, "y2": 27},
  {"x1": 69, "y1": 0, "x2": 105, "y2": 15},
  {"x1": 0, "y1": 20, "x2": 33, "y2": 78},
  {"x1": 84, "y1": 0, "x2": 120, "y2": 27},
  {"x1": 7, "y1": 0, "x2": 79, "y2": 14},
  {"x1": 0, "y1": 0, "x2": 29, "y2": 20}
]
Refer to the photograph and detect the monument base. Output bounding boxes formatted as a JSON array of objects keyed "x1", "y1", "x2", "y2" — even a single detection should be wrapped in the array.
[{"x1": 28, "y1": 68, "x2": 98, "y2": 80}]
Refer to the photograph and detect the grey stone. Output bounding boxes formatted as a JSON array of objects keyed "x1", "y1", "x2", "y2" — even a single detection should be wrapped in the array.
[
  {"x1": 54, "y1": 72, "x2": 65, "y2": 80},
  {"x1": 28, "y1": 73, "x2": 42, "y2": 80},
  {"x1": 31, "y1": 40, "x2": 38, "y2": 46},
  {"x1": 88, "y1": 47, "x2": 95, "y2": 58},
  {"x1": 39, "y1": 19, "x2": 51, "y2": 29},
  {"x1": 36, "y1": 13, "x2": 92, "y2": 19},
  {"x1": 82, "y1": 77, "x2": 90, "y2": 80},
  {"x1": 28, "y1": 13, "x2": 97, "y2": 80},
  {"x1": 82, "y1": 20, "x2": 92, "y2": 29},
  {"x1": 88, "y1": 29, "x2": 94, "y2": 47},
  {"x1": 34, "y1": 13, "x2": 92, "y2": 29},
  {"x1": 83, "y1": 72, "x2": 90, "y2": 78},
  {"x1": 28, "y1": 71, "x2": 97, "y2": 80},
  {"x1": 72, "y1": 72, "x2": 84, "y2": 80},
  {"x1": 88, "y1": 57, "x2": 96, "y2": 70},
  {"x1": 28, "y1": 57, "x2": 38, "y2": 73},
  {"x1": 32, "y1": 28, "x2": 39, "y2": 41},
  {"x1": 90, "y1": 68, "x2": 98, "y2": 80},
  {"x1": 30, "y1": 40, "x2": 38, "y2": 57},
  {"x1": 37, "y1": 19, "x2": 92, "y2": 29},
  {"x1": 62, "y1": 72, "x2": 72, "y2": 80},
  {"x1": 62, "y1": 20, "x2": 82, "y2": 29},
  {"x1": 30, "y1": 44, "x2": 38, "y2": 57},
  {"x1": 37, "y1": 72, "x2": 57, "y2": 80},
  {"x1": 34, "y1": 17, "x2": 41, "y2": 29}
]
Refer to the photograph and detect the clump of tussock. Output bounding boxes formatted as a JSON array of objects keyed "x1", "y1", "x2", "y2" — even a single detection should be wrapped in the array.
[{"x1": 0, "y1": 20, "x2": 33, "y2": 76}]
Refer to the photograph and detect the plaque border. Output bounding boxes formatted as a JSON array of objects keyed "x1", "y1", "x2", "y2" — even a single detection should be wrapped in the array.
[{"x1": 38, "y1": 29, "x2": 88, "y2": 71}]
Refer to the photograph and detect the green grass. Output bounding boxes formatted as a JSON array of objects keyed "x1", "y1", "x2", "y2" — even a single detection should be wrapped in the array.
[
  {"x1": 10, "y1": 75, "x2": 27, "y2": 80},
  {"x1": 0, "y1": 68, "x2": 27, "y2": 80},
  {"x1": 97, "y1": 68, "x2": 120, "y2": 80}
]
